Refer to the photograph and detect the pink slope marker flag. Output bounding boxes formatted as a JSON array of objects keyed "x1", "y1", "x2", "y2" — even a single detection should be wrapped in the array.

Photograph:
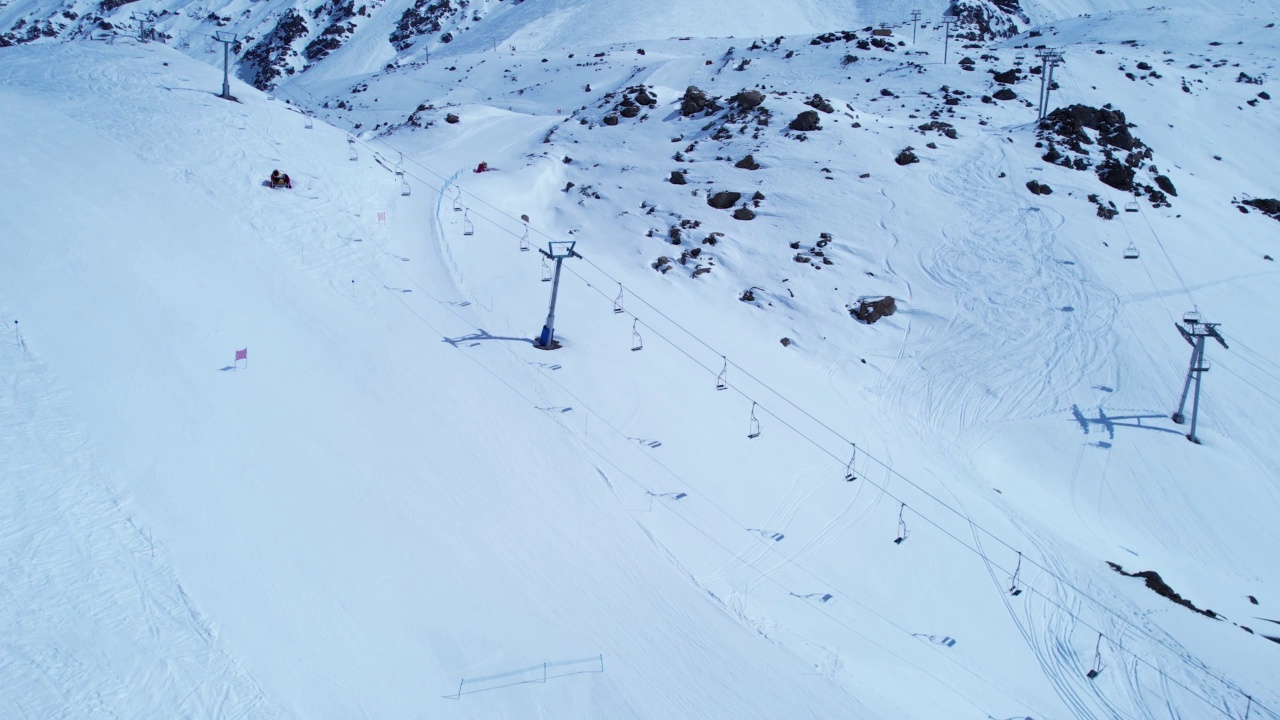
[{"x1": 234, "y1": 348, "x2": 248, "y2": 369}]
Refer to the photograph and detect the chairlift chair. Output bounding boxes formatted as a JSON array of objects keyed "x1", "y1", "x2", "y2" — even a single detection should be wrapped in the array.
[
  {"x1": 348, "y1": 145, "x2": 359, "y2": 162},
  {"x1": 463, "y1": 210, "x2": 474, "y2": 236},
  {"x1": 1182, "y1": 309, "x2": 1201, "y2": 325},
  {"x1": 893, "y1": 503, "x2": 909, "y2": 544},
  {"x1": 452, "y1": 188, "x2": 463, "y2": 212},
  {"x1": 747, "y1": 402, "x2": 761, "y2": 439},
  {"x1": 304, "y1": 114, "x2": 313, "y2": 129},
  {"x1": 1122, "y1": 242, "x2": 1139, "y2": 259},
  {"x1": 400, "y1": 179, "x2": 412, "y2": 197},
  {"x1": 631, "y1": 319, "x2": 643, "y2": 351},
  {"x1": 715, "y1": 357, "x2": 729, "y2": 391},
  {"x1": 1125, "y1": 201, "x2": 1139, "y2": 212},
  {"x1": 844, "y1": 444, "x2": 857, "y2": 482},
  {"x1": 519, "y1": 227, "x2": 531, "y2": 252},
  {"x1": 613, "y1": 284, "x2": 625, "y2": 314},
  {"x1": 540, "y1": 257, "x2": 552, "y2": 282}
]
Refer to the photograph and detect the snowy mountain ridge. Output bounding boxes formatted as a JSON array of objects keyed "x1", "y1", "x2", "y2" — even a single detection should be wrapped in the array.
[{"x1": 2, "y1": 0, "x2": 1279, "y2": 718}]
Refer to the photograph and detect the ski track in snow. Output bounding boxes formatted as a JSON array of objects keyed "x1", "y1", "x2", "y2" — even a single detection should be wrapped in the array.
[
  {"x1": 0, "y1": 331, "x2": 282, "y2": 718},
  {"x1": 877, "y1": 132, "x2": 1118, "y2": 452}
]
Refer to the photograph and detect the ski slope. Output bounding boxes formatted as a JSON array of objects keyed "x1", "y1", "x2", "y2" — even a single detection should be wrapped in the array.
[{"x1": 2, "y1": 3, "x2": 1279, "y2": 718}]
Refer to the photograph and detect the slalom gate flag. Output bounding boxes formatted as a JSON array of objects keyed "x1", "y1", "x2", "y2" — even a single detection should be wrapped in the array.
[{"x1": 235, "y1": 348, "x2": 248, "y2": 361}]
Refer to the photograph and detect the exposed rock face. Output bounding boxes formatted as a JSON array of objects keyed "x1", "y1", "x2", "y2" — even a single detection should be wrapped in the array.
[
  {"x1": 1242, "y1": 197, "x2": 1280, "y2": 220},
  {"x1": 851, "y1": 297, "x2": 897, "y2": 324},
  {"x1": 946, "y1": 0, "x2": 1027, "y2": 41},
  {"x1": 707, "y1": 191, "x2": 742, "y2": 209},
  {"x1": 789, "y1": 110, "x2": 822, "y2": 131},
  {"x1": 390, "y1": 0, "x2": 461, "y2": 52},
  {"x1": 1040, "y1": 104, "x2": 1140, "y2": 152},
  {"x1": 240, "y1": 8, "x2": 308, "y2": 90},
  {"x1": 1097, "y1": 158, "x2": 1135, "y2": 191}
]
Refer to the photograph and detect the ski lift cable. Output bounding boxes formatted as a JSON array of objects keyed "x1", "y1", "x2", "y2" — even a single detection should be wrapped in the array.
[
  {"x1": 1053, "y1": 64, "x2": 1196, "y2": 314},
  {"x1": 267, "y1": 83, "x2": 1274, "y2": 718},
  {"x1": 517, "y1": 362, "x2": 1042, "y2": 720},
  {"x1": 552, "y1": 265, "x2": 1274, "y2": 719}
]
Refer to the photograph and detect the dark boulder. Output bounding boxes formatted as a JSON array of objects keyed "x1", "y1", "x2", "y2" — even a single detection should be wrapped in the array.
[
  {"x1": 851, "y1": 296, "x2": 897, "y2": 324},
  {"x1": 1026, "y1": 180, "x2": 1052, "y2": 195},
  {"x1": 1154, "y1": 174, "x2": 1177, "y2": 196},
  {"x1": 894, "y1": 148, "x2": 919, "y2": 166},
  {"x1": 733, "y1": 206, "x2": 756, "y2": 221},
  {"x1": 669, "y1": 170, "x2": 687, "y2": 185},
  {"x1": 635, "y1": 88, "x2": 657, "y2": 106},
  {"x1": 707, "y1": 191, "x2": 742, "y2": 209},
  {"x1": 735, "y1": 154, "x2": 761, "y2": 170},
  {"x1": 992, "y1": 87, "x2": 1017, "y2": 101},
  {"x1": 805, "y1": 94, "x2": 835, "y2": 113},
  {"x1": 681, "y1": 85, "x2": 715, "y2": 116},
  {"x1": 730, "y1": 89, "x2": 765, "y2": 110},
  {"x1": 445, "y1": 113, "x2": 460, "y2": 124},
  {"x1": 992, "y1": 69, "x2": 1019, "y2": 84},
  {"x1": 789, "y1": 110, "x2": 822, "y2": 131}
]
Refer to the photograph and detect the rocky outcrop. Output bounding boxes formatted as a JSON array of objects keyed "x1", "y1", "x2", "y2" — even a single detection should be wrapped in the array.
[
  {"x1": 946, "y1": 0, "x2": 1027, "y2": 41},
  {"x1": 390, "y1": 0, "x2": 462, "y2": 52},
  {"x1": 240, "y1": 9, "x2": 308, "y2": 90},
  {"x1": 850, "y1": 297, "x2": 897, "y2": 324}
]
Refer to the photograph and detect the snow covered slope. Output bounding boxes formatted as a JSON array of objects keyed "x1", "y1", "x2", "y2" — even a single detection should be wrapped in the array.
[{"x1": 3, "y1": 1, "x2": 1280, "y2": 719}]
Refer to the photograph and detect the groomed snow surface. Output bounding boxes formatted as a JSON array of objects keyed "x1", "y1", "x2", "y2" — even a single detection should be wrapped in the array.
[{"x1": 3, "y1": 6, "x2": 1279, "y2": 719}]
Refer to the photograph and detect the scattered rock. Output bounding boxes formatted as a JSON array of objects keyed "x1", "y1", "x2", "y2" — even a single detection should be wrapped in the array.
[
  {"x1": 733, "y1": 206, "x2": 756, "y2": 221},
  {"x1": 669, "y1": 170, "x2": 687, "y2": 185},
  {"x1": 603, "y1": 114, "x2": 619, "y2": 126},
  {"x1": 894, "y1": 148, "x2": 919, "y2": 166},
  {"x1": 992, "y1": 87, "x2": 1017, "y2": 101},
  {"x1": 780, "y1": 337, "x2": 793, "y2": 347},
  {"x1": 1026, "y1": 179, "x2": 1052, "y2": 195},
  {"x1": 445, "y1": 113, "x2": 460, "y2": 124},
  {"x1": 735, "y1": 154, "x2": 761, "y2": 170}
]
